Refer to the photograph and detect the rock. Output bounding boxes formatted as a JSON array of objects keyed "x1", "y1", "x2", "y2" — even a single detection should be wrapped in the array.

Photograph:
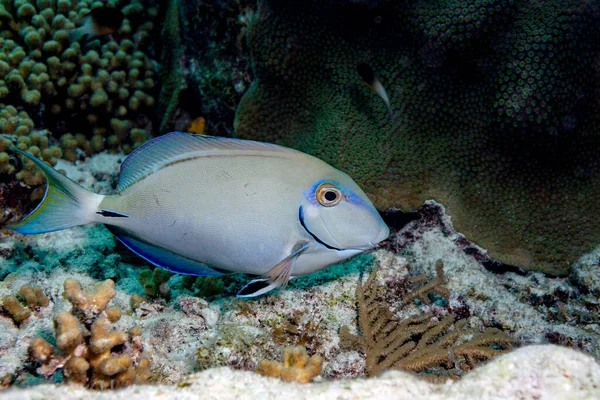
[{"x1": 2, "y1": 345, "x2": 599, "y2": 399}]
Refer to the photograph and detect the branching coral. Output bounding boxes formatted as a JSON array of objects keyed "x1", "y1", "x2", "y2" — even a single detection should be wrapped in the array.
[
  {"x1": 340, "y1": 260, "x2": 514, "y2": 379},
  {"x1": 63, "y1": 278, "x2": 116, "y2": 319},
  {"x1": 256, "y1": 346, "x2": 322, "y2": 383},
  {"x1": 234, "y1": 0, "x2": 600, "y2": 275},
  {"x1": 1, "y1": 284, "x2": 48, "y2": 325},
  {"x1": 0, "y1": 0, "x2": 158, "y2": 160},
  {"x1": 28, "y1": 278, "x2": 152, "y2": 389}
]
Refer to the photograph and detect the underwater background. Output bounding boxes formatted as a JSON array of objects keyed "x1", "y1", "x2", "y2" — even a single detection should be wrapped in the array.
[{"x1": 0, "y1": 0, "x2": 600, "y2": 398}]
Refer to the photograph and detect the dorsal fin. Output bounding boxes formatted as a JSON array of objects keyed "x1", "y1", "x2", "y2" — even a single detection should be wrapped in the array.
[{"x1": 117, "y1": 132, "x2": 295, "y2": 191}]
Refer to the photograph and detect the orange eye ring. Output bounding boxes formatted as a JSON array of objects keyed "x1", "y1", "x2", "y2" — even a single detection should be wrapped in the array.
[{"x1": 316, "y1": 183, "x2": 342, "y2": 207}]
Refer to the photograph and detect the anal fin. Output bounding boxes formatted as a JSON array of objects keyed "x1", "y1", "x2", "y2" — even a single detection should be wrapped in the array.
[{"x1": 106, "y1": 226, "x2": 224, "y2": 276}]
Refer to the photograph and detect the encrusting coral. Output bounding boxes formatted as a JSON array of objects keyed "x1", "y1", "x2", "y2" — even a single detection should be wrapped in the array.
[
  {"x1": 255, "y1": 346, "x2": 323, "y2": 384},
  {"x1": 0, "y1": 0, "x2": 158, "y2": 160},
  {"x1": 340, "y1": 260, "x2": 514, "y2": 379},
  {"x1": 28, "y1": 278, "x2": 152, "y2": 389},
  {"x1": 1, "y1": 284, "x2": 48, "y2": 325},
  {"x1": 234, "y1": 0, "x2": 600, "y2": 275}
]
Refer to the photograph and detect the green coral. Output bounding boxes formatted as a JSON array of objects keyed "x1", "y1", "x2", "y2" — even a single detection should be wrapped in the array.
[
  {"x1": 0, "y1": 0, "x2": 158, "y2": 159},
  {"x1": 157, "y1": 0, "x2": 183, "y2": 133},
  {"x1": 137, "y1": 268, "x2": 172, "y2": 300},
  {"x1": 182, "y1": 275, "x2": 225, "y2": 299},
  {"x1": 234, "y1": 0, "x2": 600, "y2": 275}
]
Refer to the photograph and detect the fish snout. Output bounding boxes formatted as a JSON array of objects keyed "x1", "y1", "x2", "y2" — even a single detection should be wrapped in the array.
[{"x1": 370, "y1": 225, "x2": 390, "y2": 248}]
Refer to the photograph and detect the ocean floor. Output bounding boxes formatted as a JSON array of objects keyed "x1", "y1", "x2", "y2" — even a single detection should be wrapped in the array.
[{"x1": 1, "y1": 152, "x2": 600, "y2": 396}]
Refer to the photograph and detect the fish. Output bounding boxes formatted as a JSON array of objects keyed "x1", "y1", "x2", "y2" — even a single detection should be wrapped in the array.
[
  {"x1": 67, "y1": 7, "x2": 125, "y2": 43},
  {"x1": 8, "y1": 132, "x2": 390, "y2": 297},
  {"x1": 357, "y1": 63, "x2": 394, "y2": 120}
]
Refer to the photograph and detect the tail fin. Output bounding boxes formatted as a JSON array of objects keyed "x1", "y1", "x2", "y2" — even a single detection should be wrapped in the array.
[
  {"x1": 7, "y1": 147, "x2": 103, "y2": 234},
  {"x1": 67, "y1": 27, "x2": 86, "y2": 43}
]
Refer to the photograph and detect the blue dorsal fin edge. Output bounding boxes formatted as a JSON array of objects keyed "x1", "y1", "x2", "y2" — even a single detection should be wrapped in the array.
[
  {"x1": 117, "y1": 132, "x2": 295, "y2": 192},
  {"x1": 106, "y1": 226, "x2": 225, "y2": 276}
]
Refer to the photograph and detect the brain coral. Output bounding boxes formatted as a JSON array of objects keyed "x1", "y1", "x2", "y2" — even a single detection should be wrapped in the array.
[
  {"x1": 234, "y1": 0, "x2": 600, "y2": 275},
  {"x1": 0, "y1": 0, "x2": 158, "y2": 159}
]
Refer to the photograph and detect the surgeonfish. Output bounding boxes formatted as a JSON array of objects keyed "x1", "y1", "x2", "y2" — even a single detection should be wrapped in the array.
[
  {"x1": 67, "y1": 6, "x2": 125, "y2": 43},
  {"x1": 357, "y1": 63, "x2": 394, "y2": 120},
  {"x1": 8, "y1": 133, "x2": 389, "y2": 297}
]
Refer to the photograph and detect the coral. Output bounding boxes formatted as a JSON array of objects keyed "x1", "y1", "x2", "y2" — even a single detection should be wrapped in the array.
[
  {"x1": 63, "y1": 278, "x2": 116, "y2": 318},
  {"x1": 18, "y1": 284, "x2": 49, "y2": 308},
  {"x1": 2, "y1": 295, "x2": 30, "y2": 324},
  {"x1": 137, "y1": 268, "x2": 172, "y2": 300},
  {"x1": 28, "y1": 278, "x2": 152, "y2": 389},
  {"x1": 1, "y1": 284, "x2": 48, "y2": 325},
  {"x1": 255, "y1": 346, "x2": 323, "y2": 383},
  {"x1": 340, "y1": 261, "x2": 514, "y2": 378},
  {"x1": 269, "y1": 309, "x2": 326, "y2": 352},
  {"x1": 6, "y1": 345, "x2": 600, "y2": 399},
  {"x1": 0, "y1": 104, "x2": 61, "y2": 185},
  {"x1": 0, "y1": 0, "x2": 158, "y2": 160},
  {"x1": 173, "y1": 0, "x2": 253, "y2": 136},
  {"x1": 182, "y1": 275, "x2": 224, "y2": 299},
  {"x1": 157, "y1": 0, "x2": 183, "y2": 133},
  {"x1": 129, "y1": 293, "x2": 147, "y2": 309},
  {"x1": 234, "y1": 0, "x2": 600, "y2": 275},
  {"x1": 386, "y1": 200, "x2": 600, "y2": 359}
]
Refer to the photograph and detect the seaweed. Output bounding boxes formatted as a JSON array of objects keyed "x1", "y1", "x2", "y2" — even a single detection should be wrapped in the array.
[{"x1": 340, "y1": 260, "x2": 515, "y2": 379}]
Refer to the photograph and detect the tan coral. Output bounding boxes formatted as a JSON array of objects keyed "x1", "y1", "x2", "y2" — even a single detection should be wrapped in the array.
[
  {"x1": 63, "y1": 279, "x2": 116, "y2": 317},
  {"x1": 28, "y1": 337, "x2": 54, "y2": 363},
  {"x1": 1, "y1": 284, "x2": 50, "y2": 325},
  {"x1": 28, "y1": 278, "x2": 153, "y2": 389},
  {"x1": 256, "y1": 346, "x2": 323, "y2": 384},
  {"x1": 340, "y1": 260, "x2": 515, "y2": 379},
  {"x1": 54, "y1": 311, "x2": 83, "y2": 352},
  {"x1": 2, "y1": 295, "x2": 31, "y2": 325},
  {"x1": 18, "y1": 285, "x2": 49, "y2": 308}
]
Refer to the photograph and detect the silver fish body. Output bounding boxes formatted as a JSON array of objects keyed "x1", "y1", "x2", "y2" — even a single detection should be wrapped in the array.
[{"x1": 9, "y1": 133, "x2": 389, "y2": 296}]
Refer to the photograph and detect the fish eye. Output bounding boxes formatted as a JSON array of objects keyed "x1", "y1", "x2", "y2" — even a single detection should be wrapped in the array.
[{"x1": 316, "y1": 183, "x2": 342, "y2": 207}]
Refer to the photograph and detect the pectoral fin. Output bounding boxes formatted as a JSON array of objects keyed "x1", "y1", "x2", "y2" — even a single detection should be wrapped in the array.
[{"x1": 237, "y1": 242, "x2": 309, "y2": 298}]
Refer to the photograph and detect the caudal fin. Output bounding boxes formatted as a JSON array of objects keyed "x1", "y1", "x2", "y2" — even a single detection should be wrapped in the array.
[
  {"x1": 67, "y1": 26, "x2": 87, "y2": 43},
  {"x1": 7, "y1": 147, "x2": 103, "y2": 234}
]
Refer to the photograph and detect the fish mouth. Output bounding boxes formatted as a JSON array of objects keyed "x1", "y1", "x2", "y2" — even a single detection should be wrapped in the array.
[{"x1": 298, "y1": 206, "x2": 343, "y2": 251}]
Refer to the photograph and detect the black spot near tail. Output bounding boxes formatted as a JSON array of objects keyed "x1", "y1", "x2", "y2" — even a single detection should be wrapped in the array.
[{"x1": 96, "y1": 209, "x2": 129, "y2": 218}]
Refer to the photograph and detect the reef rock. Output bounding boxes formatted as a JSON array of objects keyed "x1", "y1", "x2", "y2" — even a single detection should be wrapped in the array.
[{"x1": 2, "y1": 345, "x2": 599, "y2": 399}]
